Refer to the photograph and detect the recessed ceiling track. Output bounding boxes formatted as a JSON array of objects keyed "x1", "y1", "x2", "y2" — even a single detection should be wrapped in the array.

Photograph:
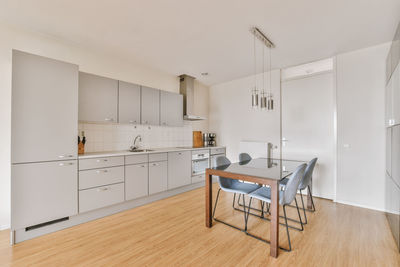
[{"x1": 251, "y1": 27, "x2": 275, "y2": 48}]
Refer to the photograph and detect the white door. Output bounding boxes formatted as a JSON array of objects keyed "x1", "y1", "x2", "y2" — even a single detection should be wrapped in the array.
[{"x1": 281, "y1": 72, "x2": 336, "y2": 199}]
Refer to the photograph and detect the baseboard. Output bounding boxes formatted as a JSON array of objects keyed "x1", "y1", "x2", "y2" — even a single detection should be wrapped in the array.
[
  {"x1": 335, "y1": 199, "x2": 386, "y2": 213},
  {"x1": 0, "y1": 225, "x2": 10, "y2": 231}
]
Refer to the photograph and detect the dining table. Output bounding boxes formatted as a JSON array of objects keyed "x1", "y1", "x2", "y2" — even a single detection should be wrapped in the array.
[{"x1": 205, "y1": 157, "x2": 310, "y2": 258}]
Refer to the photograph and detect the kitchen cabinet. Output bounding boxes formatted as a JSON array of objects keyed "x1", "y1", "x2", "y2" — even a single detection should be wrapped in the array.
[
  {"x1": 79, "y1": 72, "x2": 118, "y2": 123},
  {"x1": 79, "y1": 183, "x2": 124, "y2": 213},
  {"x1": 149, "y1": 161, "x2": 168, "y2": 194},
  {"x1": 160, "y1": 91, "x2": 183, "y2": 126},
  {"x1": 11, "y1": 160, "x2": 78, "y2": 230},
  {"x1": 125, "y1": 163, "x2": 149, "y2": 200},
  {"x1": 392, "y1": 64, "x2": 400, "y2": 126},
  {"x1": 168, "y1": 151, "x2": 191, "y2": 189},
  {"x1": 386, "y1": 77, "x2": 394, "y2": 127},
  {"x1": 11, "y1": 50, "x2": 78, "y2": 163},
  {"x1": 141, "y1": 86, "x2": 160, "y2": 125},
  {"x1": 392, "y1": 125, "x2": 400, "y2": 187},
  {"x1": 118, "y1": 81, "x2": 141, "y2": 124},
  {"x1": 79, "y1": 166, "x2": 124, "y2": 190}
]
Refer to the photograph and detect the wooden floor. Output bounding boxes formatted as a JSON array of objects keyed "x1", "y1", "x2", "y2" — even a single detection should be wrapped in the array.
[{"x1": 0, "y1": 184, "x2": 399, "y2": 266}]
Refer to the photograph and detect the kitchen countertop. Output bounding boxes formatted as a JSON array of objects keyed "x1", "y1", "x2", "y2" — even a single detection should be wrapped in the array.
[{"x1": 78, "y1": 146, "x2": 226, "y2": 159}]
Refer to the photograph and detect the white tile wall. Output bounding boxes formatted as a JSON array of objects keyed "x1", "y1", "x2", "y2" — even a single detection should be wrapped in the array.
[{"x1": 78, "y1": 123, "x2": 193, "y2": 153}]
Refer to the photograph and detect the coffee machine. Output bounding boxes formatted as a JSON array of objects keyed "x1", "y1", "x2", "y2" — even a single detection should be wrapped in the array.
[{"x1": 203, "y1": 133, "x2": 216, "y2": 147}]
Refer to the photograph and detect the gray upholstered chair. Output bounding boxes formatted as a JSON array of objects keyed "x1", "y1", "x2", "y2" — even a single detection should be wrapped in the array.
[
  {"x1": 245, "y1": 163, "x2": 307, "y2": 252},
  {"x1": 280, "y1": 158, "x2": 318, "y2": 224},
  {"x1": 212, "y1": 155, "x2": 261, "y2": 232},
  {"x1": 239, "y1": 152, "x2": 252, "y2": 162}
]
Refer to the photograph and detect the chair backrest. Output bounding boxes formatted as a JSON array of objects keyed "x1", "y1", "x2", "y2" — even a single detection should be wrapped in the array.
[
  {"x1": 239, "y1": 153, "x2": 252, "y2": 162},
  {"x1": 281, "y1": 163, "x2": 307, "y2": 205},
  {"x1": 214, "y1": 155, "x2": 234, "y2": 189},
  {"x1": 299, "y1": 158, "x2": 318, "y2": 190}
]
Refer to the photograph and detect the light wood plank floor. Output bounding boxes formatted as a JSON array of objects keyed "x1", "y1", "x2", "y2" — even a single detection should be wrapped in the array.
[{"x1": 0, "y1": 184, "x2": 399, "y2": 266}]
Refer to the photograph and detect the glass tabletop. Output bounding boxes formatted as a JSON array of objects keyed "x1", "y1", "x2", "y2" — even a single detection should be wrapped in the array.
[{"x1": 210, "y1": 158, "x2": 306, "y2": 181}]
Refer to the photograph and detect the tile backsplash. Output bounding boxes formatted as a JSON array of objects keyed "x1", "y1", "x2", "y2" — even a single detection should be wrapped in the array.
[{"x1": 78, "y1": 123, "x2": 193, "y2": 153}]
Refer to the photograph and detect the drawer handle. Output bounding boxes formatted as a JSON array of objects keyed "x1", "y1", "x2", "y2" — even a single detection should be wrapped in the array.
[
  {"x1": 59, "y1": 162, "x2": 74, "y2": 166},
  {"x1": 151, "y1": 163, "x2": 158, "y2": 166},
  {"x1": 105, "y1": 118, "x2": 114, "y2": 122},
  {"x1": 178, "y1": 152, "x2": 182, "y2": 155},
  {"x1": 58, "y1": 154, "x2": 73, "y2": 158},
  {"x1": 129, "y1": 120, "x2": 137, "y2": 124},
  {"x1": 96, "y1": 169, "x2": 109, "y2": 174},
  {"x1": 97, "y1": 187, "x2": 109, "y2": 192},
  {"x1": 96, "y1": 159, "x2": 108, "y2": 162},
  {"x1": 139, "y1": 165, "x2": 146, "y2": 168}
]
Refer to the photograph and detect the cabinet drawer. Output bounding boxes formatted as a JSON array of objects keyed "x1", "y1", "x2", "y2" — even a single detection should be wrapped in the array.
[
  {"x1": 149, "y1": 153, "x2": 167, "y2": 162},
  {"x1": 210, "y1": 147, "x2": 225, "y2": 155},
  {"x1": 79, "y1": 166, "x2": 124, "y2": 190},
  {"x1": 79, "y1": 156, "x2": 124, "y2": 170},
  {"x1": 79, "y1": 183, "x2": 124, "y2": 213},
  {"x1": 191, "y1": 174, "x2": 205, "y2": 184},
  {"x1": 192, "y1": 149, "x2": 209, "y2": 155},
  {"x1": 125, "y1": 154, "x2": 148, "y2": 165}
]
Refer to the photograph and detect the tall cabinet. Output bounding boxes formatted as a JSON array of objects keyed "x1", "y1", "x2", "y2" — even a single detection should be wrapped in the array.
[
  {"x1": 11, "y1": 51, "x2": 79, "y2": 230},
  {"x1": 385, "y1": 22, "x2": 400, "y2": 252}
]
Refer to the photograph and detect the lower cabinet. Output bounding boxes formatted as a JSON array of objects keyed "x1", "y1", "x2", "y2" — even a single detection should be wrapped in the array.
[
  {"x1": 125, "y1": 163, "x2": 149, "y2": 200},
  {"x1": 79, "y1": 183, "x2": 124, "y2": 213},
  {"x1": 149, "y1": 161, "x2": 168, "y2": 194},
  {"x1": 168, "y1": 151, "x2": 191, "y2": 189},
  {"x1": 12, "y1": 160, "x2": 78, "y2": 230},
  {"x1": 386, "y1": 174, "x2": 400, "y2": 251}
]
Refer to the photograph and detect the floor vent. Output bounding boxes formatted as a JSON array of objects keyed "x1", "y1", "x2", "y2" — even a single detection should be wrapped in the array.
[{"x1": 25, "y1": 217, "x2": 69, "y2": 232}]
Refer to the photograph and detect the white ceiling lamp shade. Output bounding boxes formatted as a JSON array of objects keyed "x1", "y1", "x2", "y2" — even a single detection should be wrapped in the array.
[{"x1": 250, "y1": 27, "x2": 275, "y2": 111}]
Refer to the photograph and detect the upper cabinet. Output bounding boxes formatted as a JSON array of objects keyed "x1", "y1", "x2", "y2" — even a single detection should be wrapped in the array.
[
  {"x1": 387, "y1": 23, "x2": 400, "y2": 83},
  {"x1": 160, "y1": 91, "x2": 183, "y2": 127},
  {"x1": 79, "y1": 72, "x2": 118, "y2": 123},
  {"x1": 11, "y1": 50, "x2": 78, "y2": 163},
  {"x1": 118, "y1": 81, "x2": 141, "y2": 124},
  {"x1": 141, "y1": 86, "x2": 160, "y2": 125}
]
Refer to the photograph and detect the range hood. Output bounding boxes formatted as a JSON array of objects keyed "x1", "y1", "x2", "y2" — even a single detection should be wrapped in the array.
[{"x1": 179, "y1": 74, "x2": 206, "y2": 121}]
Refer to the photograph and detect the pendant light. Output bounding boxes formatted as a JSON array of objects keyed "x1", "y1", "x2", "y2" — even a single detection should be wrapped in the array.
[
  {"x1": 251, "y1": 33, "x2": 258, "y2": 108},
  {"x1": 250, "y1": 27, "x2": 275, "y2": 111}
]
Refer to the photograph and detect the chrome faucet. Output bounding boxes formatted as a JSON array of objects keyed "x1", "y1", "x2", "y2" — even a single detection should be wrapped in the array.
[{"x1": 130, "y1": 135, "x2": 142, "y2": 151}]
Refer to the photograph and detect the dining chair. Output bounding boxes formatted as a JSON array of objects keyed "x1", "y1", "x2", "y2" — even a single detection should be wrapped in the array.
[
  {"x1": 245, "y1": 163, "x2": 307, "y2": 252},
  {"x1": 212, "y1": 155, "x2": 261, "y2": 232},
  {"x1": 280, "y1": 158, "x2": 318, "y2": 224}
]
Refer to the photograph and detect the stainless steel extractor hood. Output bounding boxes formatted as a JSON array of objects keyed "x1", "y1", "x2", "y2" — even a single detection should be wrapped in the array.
[{"x1": 179, "y1": 74, "x2": 206, "y2": 121}]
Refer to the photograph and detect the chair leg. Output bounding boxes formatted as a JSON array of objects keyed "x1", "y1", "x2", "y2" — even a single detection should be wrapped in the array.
[
  {"x1": 241, "y1": 194, "x2": 248, "y2": 231},
  {"x1": 308, "y1": 185, "x2": 316, "y2": 212},
  {"x1": 299, "y1": 190, "x2": 308, "y2": 224},
  {"x1": 283, "y1": 205, "x2": 292, "y2": 252},
  {"x1": 232, "y1": 193, "x2": 236, "y2": 209},
  {"x1": 294, "y1": 197, "x2": 304, "y2": 231},
  {"x1": 212, "y1": 189, "x2": 221, "y2": 219},
  {"x1": 245, "y1": 197, "x2": 253, "y2": 231}
]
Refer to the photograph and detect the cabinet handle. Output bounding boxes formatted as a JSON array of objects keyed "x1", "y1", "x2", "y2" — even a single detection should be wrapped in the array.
[
  {"x1": 96, "y1": 169, "x2": 109, "y2": 174},
  {"x1": 59, "y1": 162, "x2": 74, "y2": 166},
  {"x1": 96, "y1": 159, "x2": 108, "y2": 162},
  {"x1": 139, "y1": 165, "x2": 146, "y2": 168},
  {"x1": 129, "y1": 120, "x2": 137, "y2": 124},
  {"x1": 58, "y1": 154, "x2": 73, "y2": 158},
  {"x1": 105, "y1": 118, "x2": 114, "y2": 122},
  {"x1": 97, "y1": 187, "x2": 109, "y2": 192},
  {"x1": 151, "y1": 163, "x2": 158, "y2": 166}
]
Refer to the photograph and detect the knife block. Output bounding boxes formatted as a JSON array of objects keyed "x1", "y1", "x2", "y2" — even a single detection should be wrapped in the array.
[{"x1": 78, "y1": 142, "x2": 85, "y2": 155}]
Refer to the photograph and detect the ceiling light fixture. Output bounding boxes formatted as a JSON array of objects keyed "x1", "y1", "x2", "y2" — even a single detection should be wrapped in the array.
[{"x1": 250, "y1": 27, "x2": 275, "y2": 111}]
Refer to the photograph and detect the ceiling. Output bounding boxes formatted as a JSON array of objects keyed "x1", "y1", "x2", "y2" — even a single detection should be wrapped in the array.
[{"x1": 0, "y1": 0, "x2": 399, "y2": 85}]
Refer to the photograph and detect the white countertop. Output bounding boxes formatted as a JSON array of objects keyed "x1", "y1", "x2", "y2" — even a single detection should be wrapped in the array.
[{"x1": 78, "y1": 146, "x2": 225, "y2": 159}]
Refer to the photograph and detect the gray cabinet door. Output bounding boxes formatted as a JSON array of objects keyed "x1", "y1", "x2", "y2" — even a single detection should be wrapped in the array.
[
  {"x1": 168, "y1": 151, "x2": 191, "y2": 189},
  {"x1": 392, "y1": 125, "x2": 400, "y2": 187},
  {"x1": 392, "y1": 65, "x2": 400, "y2": 125},
  {"x1": 118, "y1": 81, "x2": 141, "y2": 124},
  {"x1": 141, "y1": 86, "x2": 160, "y2": 125},
  {"x1": 125, "y1": 163, "x2": 149, "y2": 200},
  {"x1": 79, "y1": 72, "x2": 118, "y2": 123},
  {"x1": 160, "y1": 91, "x2": 183, "y2": 127},
  {"x1": 149, "y1": 161, "x2": 168, "y2": 194},
  {"x1": 387, "y1": 127, "x2": 392, "y2": 177},
  {"x1": 386, "y1": 78, "x2": 394, "y2": 127},
  {"x1": 11, "y1": 160, "x2": 78, "y2": 230},
  {"x1": 11, "y1": 50, "x2": 78, "y2": 163}
]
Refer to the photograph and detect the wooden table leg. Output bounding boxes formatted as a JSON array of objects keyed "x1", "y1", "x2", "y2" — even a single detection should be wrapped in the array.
[
  {"x1": 205, "y1": 170, "x2": 212, "y2": 228},
  {"x1": 307, "y1": 177, "x2": 313, "y2": 210},
  {"x1": 270, "y1": 181, "x2": 279, "y2": 258}
]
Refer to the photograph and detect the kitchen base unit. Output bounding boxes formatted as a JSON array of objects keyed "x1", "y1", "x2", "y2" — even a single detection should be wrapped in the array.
[{"x1": 11, "y1": 180, "x2": 206, "y2": 244}]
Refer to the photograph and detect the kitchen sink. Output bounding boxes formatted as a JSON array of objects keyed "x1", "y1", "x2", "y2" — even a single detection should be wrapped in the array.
[{"x1": 127, "y1": 149, "x2": 154, "y2": 153}]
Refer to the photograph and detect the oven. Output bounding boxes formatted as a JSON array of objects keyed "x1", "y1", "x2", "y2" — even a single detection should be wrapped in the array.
[{"x1": 191, "y1": 150, "x2": 210, "y2": 176}]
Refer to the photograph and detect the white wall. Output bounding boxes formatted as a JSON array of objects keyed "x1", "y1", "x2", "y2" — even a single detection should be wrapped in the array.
[
  {"x1": 336, "y1": 43, "x2": 390, "y2": 211},
  {"x1": 209, "y1": 70, "x2": 281, "y2": 161},
  {"x1": 281, "y1": 72, "x2": 336, "y2": 200},
  {"x1": 0, "y1": 23, "x2": 209, "y2": 229}
]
